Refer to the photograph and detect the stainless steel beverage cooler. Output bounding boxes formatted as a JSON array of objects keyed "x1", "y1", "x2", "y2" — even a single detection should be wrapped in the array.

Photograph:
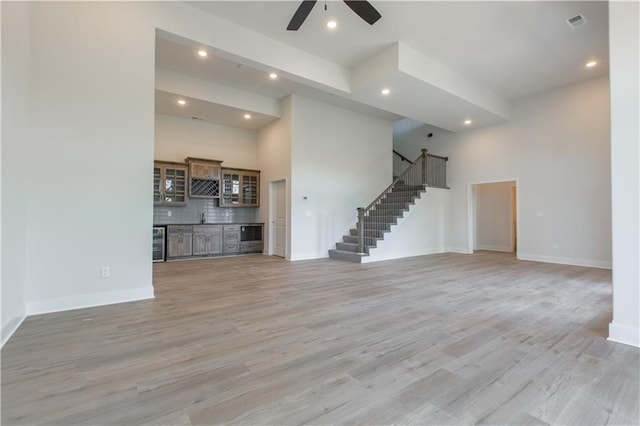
[{"x1": 152, "y1": 227, "x2": 165, "y2": 262}]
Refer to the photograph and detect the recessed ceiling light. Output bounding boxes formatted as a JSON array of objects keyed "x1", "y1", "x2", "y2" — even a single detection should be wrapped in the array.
[
  {"x1": 585, "y1": 60, "x2": 597, "y2": 68},
  {"x1": 244, "y1": 114, "x2": 252, "y2": 119},
  {"x1": 381, "y1": 88, "x2": 390, "y2": 96},
  {"x1": 177, "y1": 99, "x2": 186, "y2": 106},
  {"x1": 464, "y1": 119, "x2": 472, "y2": 125},
  {"x1": 197, "y1": 50, "x2": 208, "y2": 57},
  {"x1": 269, "y1": 73, "x2": 278, "y2": 79},
  {"x1": 327, "y1": 20, "x2": 337, "y2": 29}
]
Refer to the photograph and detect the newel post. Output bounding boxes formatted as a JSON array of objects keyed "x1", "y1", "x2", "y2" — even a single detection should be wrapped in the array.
[
  {"x1": 357, "y1": 207, "x2": 365, "y2": 254},
  {"x1": 421, "y1": 148, "x2": 428, "y2": 185}
]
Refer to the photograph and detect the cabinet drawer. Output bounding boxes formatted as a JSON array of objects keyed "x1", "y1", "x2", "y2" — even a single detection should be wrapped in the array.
[
  {"x1": 223, "y1": 225, "x2": 240, "y2": 232},
  {"x1": 240, "y1": 241, "x2": 263, "y2": 253},
  {"x1": 224, "y1": 242, "x2": 240, "y2": 253},
  {"x1": 193, "y1": 225, "x2": 222, "y2": 233},
  {"x1": 167, "y1": 225, "x2": 192, "y2": 234},
  {"x1": 224, "y1": 232, "x2": 240, "y2": 242}
]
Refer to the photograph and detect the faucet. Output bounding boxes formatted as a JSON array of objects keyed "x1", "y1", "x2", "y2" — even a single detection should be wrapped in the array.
[{"x1": 200, "y1": 212, "x2": 206, "y2": 224}]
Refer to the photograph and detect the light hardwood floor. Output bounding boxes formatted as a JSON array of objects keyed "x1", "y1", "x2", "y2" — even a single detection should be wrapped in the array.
[{"x1": 2, "y1": 252, "x2": 639, "y2": 425}]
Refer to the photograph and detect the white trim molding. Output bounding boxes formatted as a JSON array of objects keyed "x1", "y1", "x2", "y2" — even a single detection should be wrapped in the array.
[
  {"x1": 364, "y1": 247, "x2": 447, "y2": 263},
  {"x1": 517, "y1": 253, "x2": 612, "y2": 269},
  {"x1": 476, "y1": 245, "x2": 513, "y2": 253},
  {"x1": 608, "y1": 322, "x2": 640, "y2": 348},
  {"x1": 447, "y1": 247, "x2": 473, "y2": 254},
  {"x1": 1, "y1": 308, "x2": 27, "y2": 348},
  {"x1": 27, "y1": 287, "x2": 155, "y2": 316}
]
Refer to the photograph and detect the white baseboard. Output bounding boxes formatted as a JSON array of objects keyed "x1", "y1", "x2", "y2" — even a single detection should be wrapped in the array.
[
  {"x1": 476, "y1": 244, "x2": 513, "y2": 253},
  {"x1": 27, "y1": 286, "x2": 155, "y2": 316},
  {"x1": 608, "y1": 321, "x2": 640, "y2": 348},
  {"x1": 364, "y1": 248, "x2": 446, "y2": 263},
  {"x1": 447, "y1": 247, "x2": 473, "y2": 254},
  {"x1": 1, "y1": 307, "x2": 27, "y2": 348},
  {"x1": 290, "y1": 252, "x2": 329, "y2": 261},
  {"x1": 517, "y1": 253, "x2": 612, "y2": 269}
]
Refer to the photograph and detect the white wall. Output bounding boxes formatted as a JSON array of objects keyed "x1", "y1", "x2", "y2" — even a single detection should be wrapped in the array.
[
  {"x1": 5, "y1": 1, "x2": 289, "y2": 321},
  {"x1": 608, "y1": 1, "x2": 640, "y2": 347},
  {"x1": 1, "y1": 1, "x2": 30, "y2": 345},
  {"x1": 366, "y1": 188, "x2": 449, "y2": 263},
  {"x1": 395, "y1": 76, "x2": 611, "y2": 268},
  {"x1": 290, "y1": 95, "x2": 392, "y2": 260},
  {"x1": 475, "y1": 182, "x2": 513, "y2": 252},
  {"x1": 23, "y1": 2, "x2": 156, "y2": 314},
  {"x1": 3, "y1": 1, "x2": 394, "y2": 331},
  {"x1": 155, "y1": 114, "x2": 258, "y2": 169},
  {"x1": 258, "y1": 96, "x2": 293, "y2": 259}
]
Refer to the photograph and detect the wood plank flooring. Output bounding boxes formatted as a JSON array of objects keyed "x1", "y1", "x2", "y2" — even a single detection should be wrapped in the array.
[{"x1": 2, "y1": 252, "x2": 639, "y2": 425}]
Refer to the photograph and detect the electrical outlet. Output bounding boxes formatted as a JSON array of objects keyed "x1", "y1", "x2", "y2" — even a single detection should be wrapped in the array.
[
  {"x1": 101, "y1": 266, "x2": 110, "y2": 278},
  {"x1": 552, "y1": 243, "x2": 559, "y2": 249},
  {"x1": 167, "y1": 211, "x2": 172, "y2": 217}
]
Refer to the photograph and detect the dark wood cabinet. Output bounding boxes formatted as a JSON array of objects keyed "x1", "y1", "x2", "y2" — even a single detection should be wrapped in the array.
[
  {"x1": 185, "y1": 157, "x2": 222, "y2": 199},
  {"x1": 192, "y1": 225, "x2": 222, "y2": 256},
  {"x1": 221, "y1": 168, "x2": 260, "y2": 207},
  {"x1": 223, "y1": 225, "x2": 241, "y2": 254},
  {"x1": 164, "y1": 223, "x2": 262, "y2": 260},
  {"x1": 154, "y1": 162, "x2": 188, "y2": 206},
  {"x1": 167, "y1": 226, "x2": 193, "y2": 257}
]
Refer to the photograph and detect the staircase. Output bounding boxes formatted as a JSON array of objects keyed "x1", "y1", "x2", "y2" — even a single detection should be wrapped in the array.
[{"x1": 328, "y1": 183, "x2": 427, "y2": 263}]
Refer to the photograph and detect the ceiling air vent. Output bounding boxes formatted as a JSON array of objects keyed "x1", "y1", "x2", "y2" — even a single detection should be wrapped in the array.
[{"x1": 566, "y1": 14, "x2": 587, "y2": 29}]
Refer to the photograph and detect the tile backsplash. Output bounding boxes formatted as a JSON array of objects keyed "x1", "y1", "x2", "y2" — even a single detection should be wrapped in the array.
[{"x1": 154, "y1": 198, "x2": 259, "y2": 225}]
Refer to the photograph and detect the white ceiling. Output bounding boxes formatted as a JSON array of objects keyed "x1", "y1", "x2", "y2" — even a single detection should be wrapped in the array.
[
  {"x1": 156, "y1": 1, "x2": 608, "y2": 132},
  {"x1": 155, "y1": 37, "x2": 402, "y2": 126},
  {"x1": 155, "y1": 89, "x2": 279, "y2": 130}
]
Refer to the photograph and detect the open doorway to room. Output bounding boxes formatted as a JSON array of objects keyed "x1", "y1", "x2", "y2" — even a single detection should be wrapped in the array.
[{"x1": 470, "y1": 180, "x2": 518, "y2": 254}]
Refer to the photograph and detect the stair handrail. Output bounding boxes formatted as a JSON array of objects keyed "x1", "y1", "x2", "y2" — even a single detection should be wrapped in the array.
[
  {"x1": 393, "y1": 149, "x2": 412, "y2": 164},
  {"x1": 356, "y1": 149, "x2": 429, "y2": 254}
]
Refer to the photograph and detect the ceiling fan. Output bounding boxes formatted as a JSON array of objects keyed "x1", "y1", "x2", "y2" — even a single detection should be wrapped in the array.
[{"x1": 287, "y1": 0, "x2": 382, "y2": 31}]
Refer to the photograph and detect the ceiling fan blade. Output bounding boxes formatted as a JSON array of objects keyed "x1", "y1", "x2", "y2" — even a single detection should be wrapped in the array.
[
  {"x1": 287, "y1": 0, "x2": 318, "y2": 31},
  {"x1": 343, "y1": 0, "x2": 381, "y2": 25}
]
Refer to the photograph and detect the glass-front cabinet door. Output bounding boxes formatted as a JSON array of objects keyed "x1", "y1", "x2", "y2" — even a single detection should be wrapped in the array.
[
  {"x1": 164, "y1": 167, "x2": 186, "y2": 204},
  {"x1": 153, "y1": 166, "x2": 162, "y2": 203},
  {"x1": 242, "y1": 173, "x2": 259, "y2": 206},
  {"x1": 221, "y1": 171, "x2": 241, "y2": 206},
  {"x1": 154, "y1": 162, "x2": 187, "y2": 206},
  {"x1": 221, "y1": 168, "x2": 260, "y2": 207}
]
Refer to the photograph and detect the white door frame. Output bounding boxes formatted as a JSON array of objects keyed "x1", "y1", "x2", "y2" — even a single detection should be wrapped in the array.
[{"x1": 467, "y1": 179, "x2": 519, "y2": 255}]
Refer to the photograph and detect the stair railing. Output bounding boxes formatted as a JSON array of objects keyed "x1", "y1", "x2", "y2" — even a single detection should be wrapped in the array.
[
  {"x1": 393, "y1": 149, "x2": 412, "y2": 164},
  {"x1": 356, "y1": 149, "x2": 429, "y2": 254}
]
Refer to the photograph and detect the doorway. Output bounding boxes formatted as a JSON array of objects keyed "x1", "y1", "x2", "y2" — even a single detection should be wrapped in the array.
[
  {"x1": 270, "y1": 180, "x2": 286, "y2": 258},
  {"x1": 469, "y1": 180, "x2": 518, "y2": 254}
]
